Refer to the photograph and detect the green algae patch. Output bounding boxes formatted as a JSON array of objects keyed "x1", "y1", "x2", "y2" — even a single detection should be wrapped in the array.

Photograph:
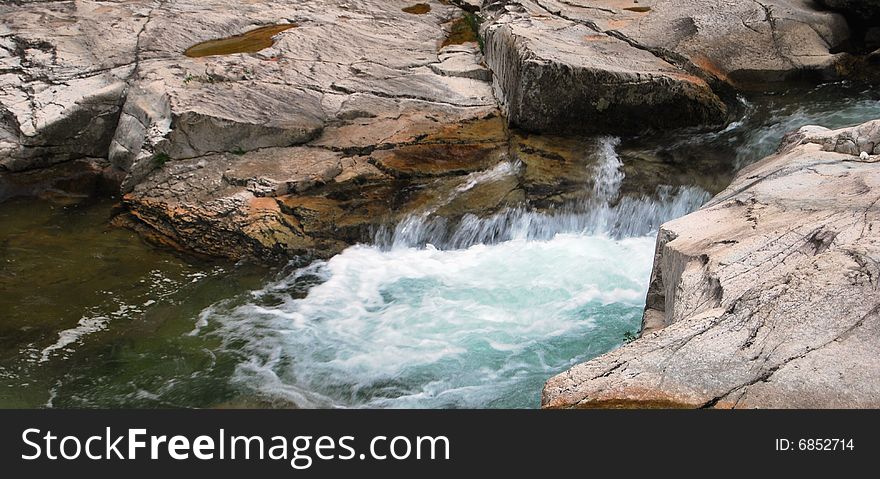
[
  {"x1": 442, "y1": 15, "x2": 478, "y2": 47},
  {"x1": 402, "y1": 4, "x2": 431, "y2": 14},
  {"x1": 184, "y1": 24, "x2": 296, "y2": 58}
]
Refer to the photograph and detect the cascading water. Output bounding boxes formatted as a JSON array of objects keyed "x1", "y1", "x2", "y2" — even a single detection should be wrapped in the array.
[
  {"x1": 200, "y1": 137, "x2": 710, "y2": 408},
  {"x1": 4, "y1": 82, "x2": 877, "y2": 408},
  {"x1": 377, "y1": 137, "x2": 708, "y2": 250}
]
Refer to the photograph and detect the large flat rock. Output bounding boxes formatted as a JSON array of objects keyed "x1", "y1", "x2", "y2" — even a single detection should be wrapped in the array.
[
  {"x1": 543, "y1": 118, "x2": 880, "y2": 408},
  {"x1": 110, "y1": 0, "x2": 504, "y2": 259},
  {"x1": 0, "y1": 1, "x2": 142, "y2": 170},
  {"x1": 542, "y1": 0, "x2": 851, "y2": 84},
  {"x1": 113, "y1": 0, "x2": 497, "y2": 186},
  {"x1": 0, "y1": 0, "x2": 509, "y2": 259},
  {"x1": 482, "y1": 0, "x2": 853, "y2": 134},
  {"x1": 0, "y1": 1, "x2": 497, "y2": 170}
]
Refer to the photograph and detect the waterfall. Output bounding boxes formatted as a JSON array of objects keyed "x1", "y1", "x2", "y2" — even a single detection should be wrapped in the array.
[
  {"x1": 592, "y1": 136, "x2": 624, "y2": 202},
  {"x1": 377, "y1": 136, "x2": 710, "y2": 250},
  {"x1": 195, "y1": 135, "x2": 712, "y2": 408}
]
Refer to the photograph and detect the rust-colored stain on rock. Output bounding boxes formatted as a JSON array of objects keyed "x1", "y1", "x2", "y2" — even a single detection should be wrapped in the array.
[
  {"x1": 372, "y1": 143, "x2": 504, "y2": 178},
  {"x1": 693, "y1": 55, "x2": 730, "y2": 83},
  {"x1": 605, "y1": 18, "x2": 633, "y2": 30},
  {"x1": 402, "y1": 3, "x2": 431, "y2": 14},
  {"x1": 184, "y1": 24, "x2": 296, "y2": 58},
  {"x1": 248, "y1": 196, "x2": 281, "y2": 212}
]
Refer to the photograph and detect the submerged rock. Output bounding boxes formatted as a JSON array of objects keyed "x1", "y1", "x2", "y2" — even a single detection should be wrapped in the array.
[
  {"x1": 0, "y1": 157, "x2": 115, "y2": 202},
  {"x1": 543, "y1": 118, "x2": 880, "y2": 408}
]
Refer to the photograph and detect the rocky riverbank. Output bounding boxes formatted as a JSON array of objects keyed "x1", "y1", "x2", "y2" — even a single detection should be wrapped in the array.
[
  {"x1": 543, "y1": 119, "x2": 880, "y2": 408},
  {"x1": 3, "y1": 0, "x2": 877, "y2": 260},
  {"x1": 2, "y1": 1, "x2": 879, "y2": 408}
]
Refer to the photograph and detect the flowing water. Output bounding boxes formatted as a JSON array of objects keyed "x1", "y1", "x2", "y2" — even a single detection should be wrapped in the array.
[
  {"x1": 204, "y1": 137, "x2": 705, "y2": 408},
  {"x1": 1, "y1": 82, "x2": 879, "y2": 408}
]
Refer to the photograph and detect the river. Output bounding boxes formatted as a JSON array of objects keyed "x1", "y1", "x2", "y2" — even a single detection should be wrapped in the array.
[{"x1": 1, "y1": 82, "x2": 878, "y2": 408}]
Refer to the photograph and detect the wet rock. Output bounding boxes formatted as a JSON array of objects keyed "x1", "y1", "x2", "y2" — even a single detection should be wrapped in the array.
[
  {"x1": 819, "y1": 0, "x2": 880, "y2": 21},
  {"x1": 0, "y1": 157, "x2": 114, "y2": 202},
  {"x1": 434, "y1": 173, "x2": 523, "y2": 218},
  {"x1": 543, "y1": 118, "x2": 880, "y2": 409},
  {"x1": 124, "y1": 135, "x2": 515, "y2": 260},
  {"x1": 514, "y1": 134, "x2": 608, "y2": 203},
  {"x1": 123, "y1": 146, "x2": 352, "y2": 260},
  {"x1": 371, "y1": 142, "x2": 507, "y2": 178},
  {"x1": 617, "y1": 142, "x2": 737, "y2": 197}
]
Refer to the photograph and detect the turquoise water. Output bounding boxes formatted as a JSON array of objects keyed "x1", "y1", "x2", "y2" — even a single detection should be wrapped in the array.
[
  {"x1": 1, "y1": 83, "x2": 878, "y2": 408},
  {"x1": 197, "y1": 137, "x2": 703, "y2": 408},
  {"x1": 209, "y1": 235, "x2": 656, "y2": 408}
]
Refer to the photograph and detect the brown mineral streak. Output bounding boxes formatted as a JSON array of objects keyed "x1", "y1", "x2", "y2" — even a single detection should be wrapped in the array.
[{"x1": 184, "y1": 24, "x2": 297, "y2": 58}]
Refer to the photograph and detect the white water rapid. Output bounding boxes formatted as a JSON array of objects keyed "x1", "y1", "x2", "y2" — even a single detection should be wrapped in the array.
[{"x1": 200, "y1": 137, "x2": 709, "y2": 408}]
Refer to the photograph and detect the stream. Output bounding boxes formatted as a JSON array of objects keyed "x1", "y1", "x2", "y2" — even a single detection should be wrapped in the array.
[{"x1": 1, "y1": 82, "x2": 878, "y2": 408}]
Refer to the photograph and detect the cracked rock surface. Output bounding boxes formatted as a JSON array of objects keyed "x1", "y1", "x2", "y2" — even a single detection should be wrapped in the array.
[
  {"x1": 2, "y1": 1, "x2": 506, "y2": 259},
  {"x1": 482, "y1": 0, "x2": 853, "y2": 133},
  {"x1": 0, "y1": 1, "x2": 140, "y2": 170},
  {"x1": 0, "y1": 0, "x2": 873, "y2": 262},
  {"x1": 542, "y1": 118, "x2": 880, "y2": 408}
]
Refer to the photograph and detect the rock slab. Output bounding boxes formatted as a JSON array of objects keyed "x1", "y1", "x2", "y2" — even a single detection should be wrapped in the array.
[
  {"x1": 482, "y1": 0, "x2": 853, "y2": 134},
  {"x1": 543, "y1": 118, "x2": 880, "y2": 408}
]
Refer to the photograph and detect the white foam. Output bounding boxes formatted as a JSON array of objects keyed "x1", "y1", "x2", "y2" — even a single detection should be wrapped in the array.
[
  {"x1": 200, "y1": 137, "x2": 707, "y2": 408},
  {"x1": 207, "y1": 234, "x2": 657, "y2": 408},
  {"x1": 378, "y1": 135, "x2": 711, "y2": 250},
  {"x1": 39, "y1": 316, "x2": 109, "y2": 363},
  {"x1": 592, "y1": 136, "x2": 624, "y2": 201}
]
